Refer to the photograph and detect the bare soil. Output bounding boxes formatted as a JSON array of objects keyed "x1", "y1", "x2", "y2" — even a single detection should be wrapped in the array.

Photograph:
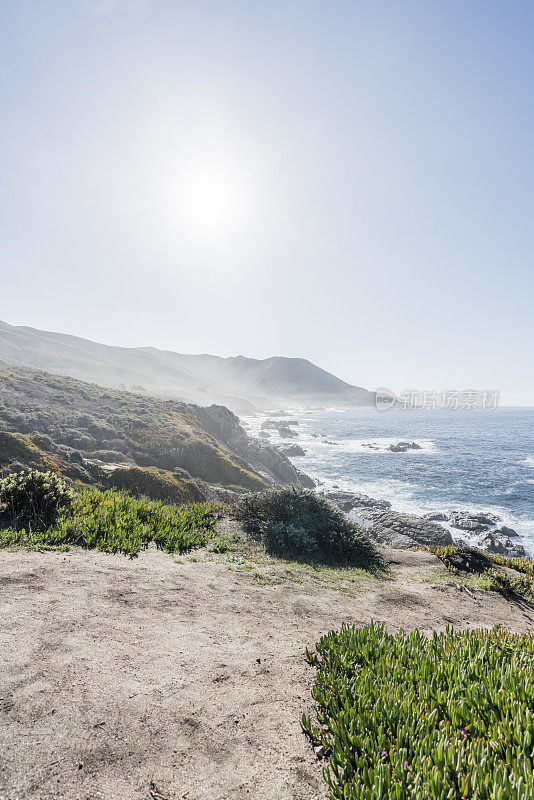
[{"x1": 1, "y1": 526, "x2": 533, "y2": 800}]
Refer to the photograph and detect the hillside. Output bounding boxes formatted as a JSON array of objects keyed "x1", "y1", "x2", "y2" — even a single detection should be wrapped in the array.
[
  {"x1": 0, "y1": 320, "x2": 374, "y2": 412},
  {"x1": 0, "y1": 360, "x2": 313, "y2": 500}
]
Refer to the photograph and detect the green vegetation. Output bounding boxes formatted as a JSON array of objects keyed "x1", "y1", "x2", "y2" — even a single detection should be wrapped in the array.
[
  {"x1": 0, "y1": 361, "x2": 268, "y2": 495},
  {"x1": 107, "y1": 466, "x2": 206, "y2": 504},
  {"x1": 487, "y1": 553, "x2": 534, "y2": 579},
  {"x1": 302, "y1": 622, "x2": 534, "y2": 800},
  {"x1": 209, "y1": 536, "x2": 230, "y2": 553},
  {"x1": 234, "y1": 487, "x2": 383, "y2": 569},
  {"x1": 0, "y1": 482, "x2": 220, "y2": 557},
  {"x1": 432, "y1": 545, "x2": 534, "y2": 601},
  {"x1": 0, "y1": 469, "x2": 73, "y2": 531}
]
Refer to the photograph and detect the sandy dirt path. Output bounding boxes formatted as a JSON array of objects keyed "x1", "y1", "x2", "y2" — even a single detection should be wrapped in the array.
[{"x1": 0, "y1": 545, "x2": 532, "y2": 800}]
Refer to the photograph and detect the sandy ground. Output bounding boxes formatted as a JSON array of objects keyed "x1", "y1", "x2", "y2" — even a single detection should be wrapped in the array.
[{"x1": 0, "y1": 538, "x2": 533, "y2": 800}]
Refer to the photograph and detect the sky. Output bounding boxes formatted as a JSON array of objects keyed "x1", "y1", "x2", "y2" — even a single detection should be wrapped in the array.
[{"x1": 1, "y1": 0, "x2": 533, "y2": 405}]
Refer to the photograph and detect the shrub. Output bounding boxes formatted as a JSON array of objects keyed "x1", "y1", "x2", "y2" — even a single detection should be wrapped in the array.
[
  {"x1": 234, "y1": 487, "x2": 382, "y2": 568},
  {"x1": 0, "y1": 469, "x2": 73, "y2": 531},
  {"x1": 302, "y1": 623, "x2": 534, "y2": 800},
  {"x1": 432, "y1": 544, "x2": 534, "y2": 600}
]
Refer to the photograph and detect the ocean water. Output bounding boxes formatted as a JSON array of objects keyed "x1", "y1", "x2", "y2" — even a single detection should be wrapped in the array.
[{"x1": 242, "y1": 407, "x2": 534, "y2": 556}]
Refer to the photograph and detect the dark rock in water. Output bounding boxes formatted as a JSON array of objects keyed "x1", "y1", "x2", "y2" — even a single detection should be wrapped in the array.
[
  {"x1": 260, "y1": 418, "x2": 299, "y2": 430},
  {"x1": 277, "y1": 425, "x2": 298, "y2": 439},
  {"x1": 477, "y1": 532, "x2": 525, "y2": 558},
  {"x1": 367, "y1": 511, "x2": 453, "y2": 549},
  {"x1": 260, "y1": 420, "x2": 277, "y2": 430},
  {"x1": 494, "y1": 525, "x2": 519, "y2": 538},
  {"x1": 448, "y1": 511, "x2": 501, "y2": 532},
  {"x1": 423, "y1": 511, "x2": 449, "y2": 522},
  {"x1": 452, "y1": 519, "x2": 487, "y2": 533},
  {"x1": 388, "y1": 441, "x2": 422, "y2": 453},
  {"x1": 473, "y1": 511, "x2": 501, "y2": 525},
  {"x1": 362, "y1": 443, "x2": 380, "y2": 450},
  {"x1": 277, "y1": 444, "x2": 306, "y2": 457}
]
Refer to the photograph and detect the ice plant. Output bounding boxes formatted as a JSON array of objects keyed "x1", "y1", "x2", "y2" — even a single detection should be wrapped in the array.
[{"x1": 301, "y1": 622, "x2": 534, "y2": 799}]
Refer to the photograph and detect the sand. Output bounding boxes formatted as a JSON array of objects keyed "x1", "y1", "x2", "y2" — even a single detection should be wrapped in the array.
[{"x1": 1, "y1": 540, "x2": 532, "y2": 800}]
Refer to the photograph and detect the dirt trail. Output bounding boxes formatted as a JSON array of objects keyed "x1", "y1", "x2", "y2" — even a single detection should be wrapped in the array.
[{"x1": 0, "y1": 545, "x2": 532, "y2": 800}]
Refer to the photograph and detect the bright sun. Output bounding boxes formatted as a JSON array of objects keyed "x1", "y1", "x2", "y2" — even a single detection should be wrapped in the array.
[{"x1": 179, "y1": 167, "x2": 249, "y2": 242}]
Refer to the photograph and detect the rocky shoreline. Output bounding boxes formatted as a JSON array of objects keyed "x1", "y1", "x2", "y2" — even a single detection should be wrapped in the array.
[
  {"x1": 242, "y1": 414, "x2": 529, "y2": 560},
  {"x1": 321, "y1": 489, "x2": 526, "y2": 557}
]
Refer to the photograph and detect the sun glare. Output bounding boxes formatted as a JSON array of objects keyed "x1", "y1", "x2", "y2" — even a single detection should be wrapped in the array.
[{"x1": 179, "y1": 167, "x2": 249, "y2": 242}]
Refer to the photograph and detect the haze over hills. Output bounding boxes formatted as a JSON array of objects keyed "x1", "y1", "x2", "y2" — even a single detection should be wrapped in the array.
[{"x1": 0, "y1": 320, "x2": 375, "y2": 412}]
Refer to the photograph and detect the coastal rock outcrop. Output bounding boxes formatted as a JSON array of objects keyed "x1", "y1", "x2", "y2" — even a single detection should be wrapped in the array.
[
  {"x1": 477, "y1": 531, "x2": 525, "y2": 557},
  {"x1": 419, "y1": 510, "x2": 525, "y2": 556},
  {"x1": 276, "y1": 444, "x2": 306, "y2": 457},
  {"x1": 449, "y1": 511, "x2": 501, "y2": 531},
  {"x1": 277, "y1": 426, "x2": 299, "y2": 439},
  {"x1": 203, "y1": 406, "x2": 314, "y2": 489},
  {"x1": 494, "y1": 525, "x2": 520, "y2": 538},
  {"x1": 260, "y1": 419, "x2": 299, "y2": 430},
  {"x1": 365, "y1": 511, "x2": 453, "y2": 549},
  {"x1": 324, "y1": 490, "x2": 391, "y2": 513},
  {"x1": 321, "y1": 487, "x2": 526, "y2": 558}
]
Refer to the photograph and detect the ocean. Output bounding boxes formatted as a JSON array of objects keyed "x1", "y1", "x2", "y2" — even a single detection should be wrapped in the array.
[{"x1": 242, "y1": 407, "x2": 534, "y2": 556}]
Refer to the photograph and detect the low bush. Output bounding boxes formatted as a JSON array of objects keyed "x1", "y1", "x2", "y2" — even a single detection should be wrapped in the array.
[
  {"x1": 432, "y1": 544, "x2": 534, "y2": 600},
  {"x1": 0, "y1": 469, "x2": 73, "y2": 531},
  {"x1": 302, "y1": 622, "x2": 534, "y2": 800},
  {"x1": 0, "y1": 486, "x2": 220, "y2": 557},
  {"x1": 234, "y1": 487, "x2": 382, "y2": 569}
]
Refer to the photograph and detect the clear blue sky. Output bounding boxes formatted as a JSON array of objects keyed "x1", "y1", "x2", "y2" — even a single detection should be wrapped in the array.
[{"x1": 1, "y1": 0, "x2": 533, "y2": 404}]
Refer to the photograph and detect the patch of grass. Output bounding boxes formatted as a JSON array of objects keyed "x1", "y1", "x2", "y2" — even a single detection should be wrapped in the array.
[
  {"x1": 302, "y1": 623, "x2": 534, "y2": 800},
  {"x1": 0, "y1": 486, "x2": 220, "y2": 558},
  {"x1": 432, "y1": 545, "x2": 534, "y2": 600},
  {"x1": 234, "y1": 487, "x2": 383, "y2": 571},
  {"x1": 215, "y1": 523, "x2": 383, "y2": 594},
  {"x1": 252, "y1": 570, "x2": 276, "y2": 586},
  {"x1": 209, "y1": 537, "x2": 231, "y2": 553}
]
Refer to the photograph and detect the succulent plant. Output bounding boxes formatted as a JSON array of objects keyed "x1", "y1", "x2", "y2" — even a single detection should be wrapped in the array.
[
  {"x1": 0, "y1": 483, "x2": 220, "y2": 557},
  {"x1": 302, "y1": 622, "x2": 534, "y2": 799}
]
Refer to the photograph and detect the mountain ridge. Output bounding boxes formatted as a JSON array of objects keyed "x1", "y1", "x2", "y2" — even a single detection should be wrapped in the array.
[{"x1": 0, "y1": 320, "x2": 375, "y2": 412}]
